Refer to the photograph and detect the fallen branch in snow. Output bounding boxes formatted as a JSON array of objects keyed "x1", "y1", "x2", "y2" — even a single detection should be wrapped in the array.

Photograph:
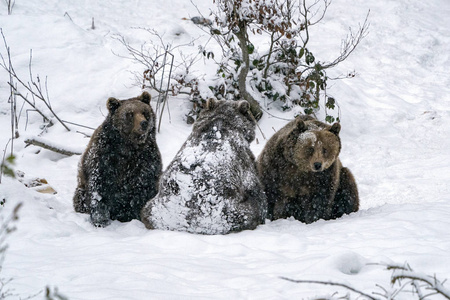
[{"x1": 25, "y1": 138, "x2": 82, "y2": 156}]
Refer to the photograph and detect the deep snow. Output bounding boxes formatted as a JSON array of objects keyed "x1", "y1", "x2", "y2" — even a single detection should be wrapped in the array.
[{"x1": 0, "y1": 0, "x2": 449, "y2": 299}]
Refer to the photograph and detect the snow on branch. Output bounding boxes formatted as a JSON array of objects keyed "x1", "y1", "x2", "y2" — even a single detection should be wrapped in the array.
[
  {"x1": 387, "y1": 263, "x2": 450, "y2": 300},
  {"x1": 25, "y1": 137, "x2": 83, "y2": 156}
]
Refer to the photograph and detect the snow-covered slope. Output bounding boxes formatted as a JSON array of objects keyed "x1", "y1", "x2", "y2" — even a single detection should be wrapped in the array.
[{"x1": 0, "y1": 0, "x2": 449, "y2": 299}]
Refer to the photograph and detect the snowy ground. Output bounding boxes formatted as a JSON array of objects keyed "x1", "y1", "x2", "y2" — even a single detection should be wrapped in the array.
[{"x1": 0, "y1": 0, "x2": 450, "y2": 299}]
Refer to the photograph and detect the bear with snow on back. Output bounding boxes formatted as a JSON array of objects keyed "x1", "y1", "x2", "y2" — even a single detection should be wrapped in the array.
[
  {"x1": 73, "y1": 92, "x2": 162, "y2": 227},
  {"x1": 141, "y1": 99, "x2": 267, "y2": 234},
  {"x1": 257, "y1": 115, "x2": 359, "y2": 223}
]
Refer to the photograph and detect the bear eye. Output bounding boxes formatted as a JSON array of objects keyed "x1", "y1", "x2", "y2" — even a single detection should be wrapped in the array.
[
  {"x1": 126, "y1": 112, "x2": 133, "y2": 119},
  {"x1": 308, "y1": 147, "x2": 314, "y2": 155},
  {"x1": 323, "y1": 148, "x2": 328, "y2": 155}
]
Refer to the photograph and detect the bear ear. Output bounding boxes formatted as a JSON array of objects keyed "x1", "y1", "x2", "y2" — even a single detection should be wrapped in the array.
[
  {"x1": 205, "y1": 98, "x2": 217, "y2": 111},
  {"x1": 289, "y1": 117, "x2": 307, "y2": 138},
  {"x1": 237, "y1": 100, "x2": 250, "y2": 114},
  {"x1": 140, "y1": 91, "x2": 151, "y2": 105},
  {"x1": 330, "y1": 122, "x2": 341, "y2": 135},
  {"x1": 295, "y1": 117, "x2": 307, "y2": 132},
  {"x1": 107, "y1": 97, "x2": 121, "y2": 113}
]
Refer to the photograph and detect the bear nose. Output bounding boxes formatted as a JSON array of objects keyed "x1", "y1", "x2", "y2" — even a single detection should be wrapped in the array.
[
  {"x1": 314, "y1": 162, "x2": 322, "y2": 171},
  {"x1": 140, "y1": 120, "x2": 149, "y2": 130}
]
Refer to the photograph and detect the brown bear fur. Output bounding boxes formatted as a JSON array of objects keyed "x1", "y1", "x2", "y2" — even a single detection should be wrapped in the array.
[
  {"x1": 257, "y1": 115, "x2": 359, "y2": 223},
  {"x1": 73, "y1": 92, "x2": 162, "y2": 227}
]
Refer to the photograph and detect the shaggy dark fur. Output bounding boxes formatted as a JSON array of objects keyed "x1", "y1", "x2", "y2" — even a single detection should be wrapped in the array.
[
  {"x1": 141, "y1": 99, "x2": 267, "y2": 234},
  {"x1": 73, "y1": 92, "x2": 162, "y2": 227},
  {"x1": 257, "y1": 115, "x2": 359, "y2": 223}
]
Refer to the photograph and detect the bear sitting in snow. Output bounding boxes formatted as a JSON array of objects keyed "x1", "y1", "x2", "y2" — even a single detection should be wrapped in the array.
[
  {"x1": 141, "y1": 99, "x2": 267, "y2": 234},
  {"x1": 257, "y1": 115, "x2": 359, "y2": 223},
  {"x1": 73, "y1": 92, "x2": 162, "y2": 227}
]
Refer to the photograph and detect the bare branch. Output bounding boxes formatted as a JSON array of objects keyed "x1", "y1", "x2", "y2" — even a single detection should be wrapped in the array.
[
  {"x1": 321, "y1": 10, "x2": 370, "y2": 70},
  {"x1": 25, "y1": 138, "x2": 82, "y2": 156},
  {"x1": 8, "y1": 84, "x2": 52, "y2": 124},
  {"x1": 391, "y1": 270, "x2": 450, "y2": 300},
  {"x1": 280, "y1": 277, "x2": 379, "y2": 300},
  {"x1": 0, "y1": 29, "x2": 71, "y2": 131},
  {"x1": 60, "y1": 120, "x2": 96, "y2": 131},
  {"x1": 0, "y1": 139, "x2": 12, "y2": 184},
  {"x1": 4, "y1": 0, "x2": 15, "y2": 15}
]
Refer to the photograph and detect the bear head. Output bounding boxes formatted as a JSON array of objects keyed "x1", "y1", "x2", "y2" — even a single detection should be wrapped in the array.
[
  {"x1": 288, "y1": 118, "x2": 341, "y2": 172},
  {"x1": 106, "y1": 91, "x2": 155, "y2": 145},
  {"x1": 193, "y1": 99, "x2": 256, "y2": 143}
]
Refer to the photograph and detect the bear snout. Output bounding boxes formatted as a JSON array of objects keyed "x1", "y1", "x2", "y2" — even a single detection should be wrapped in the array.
[
  {"x1": 140, "y1": 120, "x2": 149, "y2": 131},
  {"x1": 313, "y1": 162, "x2": 322, "y2": 171}
]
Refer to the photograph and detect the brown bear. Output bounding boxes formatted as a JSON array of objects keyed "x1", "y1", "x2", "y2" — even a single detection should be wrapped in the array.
[
  {"x1": 73, "y1": 92, "x2": 162, "y2": 227},
  {"x1": 257, "y1": 115, "x2": 359, "y2": 224},
  {"x1": 141, "y1": 99, "x2": 267, "y2": 234}
]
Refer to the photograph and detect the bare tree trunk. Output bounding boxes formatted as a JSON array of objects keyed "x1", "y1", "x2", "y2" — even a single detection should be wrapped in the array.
[{"x1": 235, "y1": 23, "x2": 262, "y2": 120}]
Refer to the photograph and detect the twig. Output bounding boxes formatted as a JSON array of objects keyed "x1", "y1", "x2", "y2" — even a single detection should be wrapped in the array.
[
  {"x1": 320, "y1": 10, "x2": 370, "y2": 70},
  {"x1": 157, "y1": 50, "x2": 174, "y2": 133},
  {"x1": 8, "y1": 86, "x2": 52, "y2": 124},
  {"x1": 63, "y1": 12, "x2": 73, "y2": 22},
  {"x1": 260, "y1": 106, "x2": 294, "y2": 121},
  {"x1": 391, "y1": 270, "x2": 450, "y2": 299},
  {"x1": 6, "y1": 36, "x2": 15, "y2": 154},
  {"x1": 0, "y1": 29, "x2": 71, "y2": 131},
  {"x1": 76, "y1": 131, "x2": 91, "y2": 138},
  {"x1": 248, "y1": 110, "x2": 266, "y2": 140},
  {"x1": 0, "y1": 139, "x2": 12, "y2": 184},
  {"x1": 61, "y1": 120, "x2": 96, "y2": 130},
  {"x1": 4, "y1": 0, "x2": 15, "y2": 15}
]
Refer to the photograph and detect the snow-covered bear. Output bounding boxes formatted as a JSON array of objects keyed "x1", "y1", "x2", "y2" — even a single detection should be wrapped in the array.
[
  {"x1": 73, "y1": 92, "x2": 162, "y2": 227},
  {"x1": 141, "y1": 99, "x2": 267, "y2": 234},
  {"x1": 257, "y1": 115, "x2": 359, "y2": 223}
]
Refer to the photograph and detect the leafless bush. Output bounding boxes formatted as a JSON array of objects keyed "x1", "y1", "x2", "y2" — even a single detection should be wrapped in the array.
[
  {"x1": 114, "y1": 28, "x2": 203, "y2": 124},
  {"x1": 0, "y1": 29, "x2": 71, "y2": 133}
]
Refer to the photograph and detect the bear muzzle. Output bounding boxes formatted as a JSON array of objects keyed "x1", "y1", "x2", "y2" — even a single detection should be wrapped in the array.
[
  {"x1": 140, "y1": 120, "x2": 149, "y2": 131},
  {"x1": 313, "y1": 162, "x2": 322, "y2": 171}
]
